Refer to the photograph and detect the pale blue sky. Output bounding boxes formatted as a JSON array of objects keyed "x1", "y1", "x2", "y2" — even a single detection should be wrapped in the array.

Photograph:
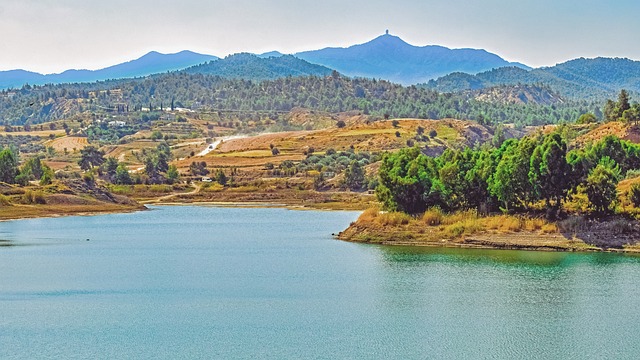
[{"x1": 1, "y1": 0, "x2": 639, "y2": 73}]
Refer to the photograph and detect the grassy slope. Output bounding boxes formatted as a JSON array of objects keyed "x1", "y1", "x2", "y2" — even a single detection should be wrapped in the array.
[{"x1": 338, "y1": 208, "x2": 640, "y2": 253}]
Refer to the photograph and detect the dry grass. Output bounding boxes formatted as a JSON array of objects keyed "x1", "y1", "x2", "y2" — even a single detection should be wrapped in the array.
[
  {"x1": 376, "y1": 212, "x2": 413, "y2": 226},
  {"x1": 421, "y1": 207, "x2": 444, "y2": 226},
  {"x1": 46, "y1": 136, "x2": 89, "y2": 152},
  {"x1": 201, "y1": 183, "x2": 224, "y2": 192},
  {"x1": 357, "y1": 206, "x2": 561, "y2": 240},
  {"x1": 0, "y1": 194, "x2": 11, "y2": 206}
]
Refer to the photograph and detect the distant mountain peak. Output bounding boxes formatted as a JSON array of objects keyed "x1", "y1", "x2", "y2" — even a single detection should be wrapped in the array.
[{"x1": 295, "y1": 33, "x2": 529, "y2": 85}]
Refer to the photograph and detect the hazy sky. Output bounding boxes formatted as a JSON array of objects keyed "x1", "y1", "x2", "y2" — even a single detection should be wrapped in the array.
[{"x1": 1, "y1": 0, "x2": 639, "y2": 73}]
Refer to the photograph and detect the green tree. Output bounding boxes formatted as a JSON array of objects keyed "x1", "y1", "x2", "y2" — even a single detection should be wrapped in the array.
[
  {"x1": 529, "y1": 133, "x2": 571, "y2": 209},
  {"x1": 616, "y1": 89, "x2": 631, "y2": 119},
  {"x1": 376, "y1": 147, "x2": 433, "y2": 214},
  {"x1": 40, "y1": 166, "x2": 54, "y2": 186},
  {"x1": 576, "y1": 113, "x2": 597, "y2": 124},
  {"x1": 343, "y1": 160, "x2": 365, "y2": 191},
  {"x1": 102, "y1": 157, "x2": 119, "y2": 180},
  {"x1": 0, "y1": 148, "x2": 18, "y2": 183},
  {"x1": 603, "y1": 99, "x2": 617, "y2": 122},
  {"x1": 585, "y1": 157, "x2": 621, "y2": 214},
  {"x1": 114, "y1": 163, "x2": 133, "y2": 185},
  {"x1": 166, "y1": 165, "x2": 179, "y2": 184},
  {"x1": 215, "y1": 169, "x2": 228, "y2": 186},
  {"x1": 78, "y1": 146, "x2": 105, "y2": 170}
]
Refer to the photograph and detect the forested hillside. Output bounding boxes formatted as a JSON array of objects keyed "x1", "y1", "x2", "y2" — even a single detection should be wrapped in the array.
[
  {"x1": 424, "y1": 58, "x2": 640, "y2": 100},
  {"x1": 0, "y1": 72, "x2": 598, "y2": 128},
  {"x1": 184, "y1": 53, "x2": 333, "y2": 80}
]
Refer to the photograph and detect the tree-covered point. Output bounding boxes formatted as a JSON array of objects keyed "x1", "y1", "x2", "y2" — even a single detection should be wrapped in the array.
[
  {"x1": 1, "y1": 72, "x2": 596, "y2": 128},
  {"x1": 376, "y1": 132, "x2": 640, "y2": 217}
]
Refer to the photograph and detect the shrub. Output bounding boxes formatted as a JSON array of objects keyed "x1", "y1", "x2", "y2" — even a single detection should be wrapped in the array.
[
  {"x1": 149, "y1": 184, "x2": 172, "y2": 193},
  {"x1": 629, "y1": 183, "x2": 640, "y2": 207},
  {"x1": 358, "y1": 207, "x2": 381, "y2": 222},
  {"x1": 422, "y1": 207, "x2": 443, "y2": 226},
  {"x1": 201, "y1": 182, "x2": 224, "y2": 192},
  {"x1": 109, "y1": 185, "x2": 133, "y2": 195},
  {"x1": 376, "y1": 212, "x2": 412, "y2": 226},
  {"x1": 23, "y1": 190, "x2": 46, "y2": 204},
  {"x1": 0, "y1": 194, "x2": 11, "y2": 206}
]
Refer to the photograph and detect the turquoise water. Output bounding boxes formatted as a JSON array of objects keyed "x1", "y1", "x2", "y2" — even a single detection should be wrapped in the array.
[{"x1": 1, "y1": 205, "x2": 640, "y2": 359}]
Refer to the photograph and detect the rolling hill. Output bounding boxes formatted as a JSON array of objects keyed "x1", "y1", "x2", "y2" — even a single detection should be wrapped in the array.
[
  {"x1": 183, "y1": 53, "x2": 334, "y2": 80},
  {"x1": 294, "y1": 33, "x2": 529, "y2": 85},
  {"x1": 425, "y1": 57, "x2": 640, "y2": 100},
  {"x1": 0, "y1": 50, "x2": 218, "y2": 89}
]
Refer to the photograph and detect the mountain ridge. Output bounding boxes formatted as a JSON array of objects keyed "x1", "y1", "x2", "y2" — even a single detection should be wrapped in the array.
[
  {"x1": 294, "y1": 33, "x2": 529, "y2": 85},
  {"x1": 0, "y1": 50, "x2": 218, "y2": 89},
  {"x1": 424, "y1": 57, "x2": 640, "y2": 99}
]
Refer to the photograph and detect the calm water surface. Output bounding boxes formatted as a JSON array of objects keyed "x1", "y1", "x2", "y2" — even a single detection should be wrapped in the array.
[{"x1": 1, "y1": 205, "x2": 640, "y2": 359}]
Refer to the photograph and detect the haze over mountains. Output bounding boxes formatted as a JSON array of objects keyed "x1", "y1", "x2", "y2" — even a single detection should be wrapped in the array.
[
  {"x1": 425, "y1": 57, "x2": 640, "y2": 99},
  {"x1": 183, "y1": 53, "x2": 333, "y2": 81},
  {"x1": 1, "y1": 33, "x2": 640, "y2": 102},
  {"x1": 0, "y1": 51, "x2": 217, "y2": 90},
  {"x1": 295, "y1": 33, "x2": 529, "y2": 85},
  {"x1": 0, "y1": 33, "x2": 528, "y2": 89}
]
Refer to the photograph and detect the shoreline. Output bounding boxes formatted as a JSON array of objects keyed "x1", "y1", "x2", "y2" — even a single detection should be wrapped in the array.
[
  {"x1": 336, "y1": 214, "x2": 640, "y2": 254},
  {"x1": 0, "y1": 204, "x2": 147, "y2": 222},
  {"x1": 5, "y1": 197, "x2": 640, "y2": 255}
]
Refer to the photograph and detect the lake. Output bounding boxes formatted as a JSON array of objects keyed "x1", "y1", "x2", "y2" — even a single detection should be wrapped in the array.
[{"x1": 1, "y1": 205, "x2": 640, "y2": 359}]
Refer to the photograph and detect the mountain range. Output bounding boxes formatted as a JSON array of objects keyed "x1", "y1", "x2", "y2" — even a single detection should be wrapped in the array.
[
  {"x1": 424, "y1": 57, "x2": 640, "y2": 99},
  {"x1": 1, "y1": 34, "x2": 640, "y2": 102},
  {"x1": 294, "y1": 33, "x2": 529, "y2": 85},
  {"x1": 1, "y1": 33, "x2": 529, "y2": 90},
  {"x1": 0, "y1": 50, "x2": 217, "y2": 89}
]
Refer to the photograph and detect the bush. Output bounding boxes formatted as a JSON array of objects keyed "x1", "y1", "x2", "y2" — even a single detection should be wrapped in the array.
[
  {"x1": 422, "y1": 207, "x2": 443, "y2": 226},
  {"x1": 376, "y1": 212, "x2": 412, "y2": 226},
  {"x1": 149, "y1": 184, "x2": 172, "y2": 193},
  {"x1": 23, "y1": 190, "x2": 46, "y2": 204},
  {"x1": 0, "y1": 194, "x2": 11, "y2": 206},
  {"x1": 629, "y1": 183, "x2": 640, "y2": 207}
]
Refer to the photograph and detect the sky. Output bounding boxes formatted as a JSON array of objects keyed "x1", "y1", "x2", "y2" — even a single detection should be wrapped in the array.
[{"x1": 1, "y1": 0, "x2": 639, "y2": 74}]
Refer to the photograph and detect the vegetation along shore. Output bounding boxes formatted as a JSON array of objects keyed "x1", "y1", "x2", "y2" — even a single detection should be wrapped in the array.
[{"x1": 2, "y1": 62, "x2": 640, "y2": 254}]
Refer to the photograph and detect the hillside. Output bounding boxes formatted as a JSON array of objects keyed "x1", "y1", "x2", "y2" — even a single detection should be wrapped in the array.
[
  {"x1": 471, "y1": 84, "x2": 564, "y2": 105},
  {"x1": 425, "y1": 57, "x2": 640, "y2": 100},
  {"x1": 295, "y1": 33, "x2": 529, "y2": 85},
  {"x1": 0, "y1": 51, "x2": 218, "y2": 89},
  {"x1": 0, "y1": 74, "x2": 595, "y2": 128},
  {"x1": 183, "y1": 53, "x2": 334, "y2": 80}
]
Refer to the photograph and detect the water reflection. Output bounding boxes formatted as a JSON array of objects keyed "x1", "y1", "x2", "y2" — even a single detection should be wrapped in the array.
[{"x1": 376, "y1": 245, "x2": 640, "y2": 268}]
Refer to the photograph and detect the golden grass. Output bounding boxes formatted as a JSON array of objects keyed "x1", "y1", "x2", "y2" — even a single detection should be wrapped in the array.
[
  {"x1": 148, "y1": 185, "x2": 173, "y2": 193},
  {"x1": 227, "y1": 186, "x2": 260, "y2": 193},
  {"x1": 46, "y1": 136, "x2": 89, "y2": 152},
  {"x1": 435, "y1": 125, "x2": 459, "y2": 141},
  {"x1": 211, "y1": 150, "x2": 274, "y2": 158},
  {"x1": 201, "y1": 183, "x2": 224, "y2": 192},
  {"x1": 335, "y1": 129, "x2": 398, "y2": 137},
  {"x1": 357, "y1": 206, "x2": 561, "y2": 239},
  {"x1": 421, "y1": 207, "x2": 444, "y2": 226},
  {"x1": 0, "y1": 194, "x2": 11, "y2": 206},
  {"x1": 376, "y1": 212, "x2": 412, "y2": 226}
]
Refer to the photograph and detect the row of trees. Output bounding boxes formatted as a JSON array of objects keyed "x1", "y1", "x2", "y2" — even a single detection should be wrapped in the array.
[
  {"x1": 79, "y1": 144, "x2": 179, "y2": 185},
  {"x1": 0, "y1": 147, "x2": 53, "y2": 186},
  {"x1": 377, "y1": 133, "x2": 640, "y2": 217},
  {"x1": 603, "y1": 90, "x2": 640, "y2": 123}
]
